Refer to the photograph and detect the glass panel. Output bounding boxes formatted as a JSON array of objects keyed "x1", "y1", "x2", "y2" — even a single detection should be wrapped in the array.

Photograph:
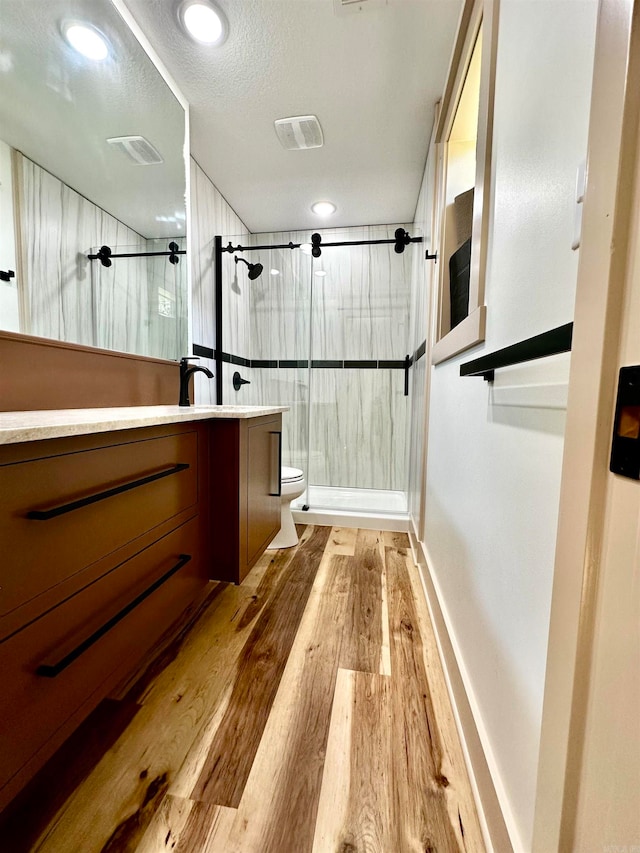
[
  {"x1": 306, "y1": 226, "x2": 412, "y2": 514},
  {"x1": 222, "y1": 225, "x2": 414, "y2": 516},
  {"x1": 223, "y1": 232, "x2": 310, "y2": 475}
]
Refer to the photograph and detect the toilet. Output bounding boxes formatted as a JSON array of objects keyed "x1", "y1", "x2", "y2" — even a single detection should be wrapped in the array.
[{"x1": 267, "y1": 466, "x2": 306, "y2": 549}]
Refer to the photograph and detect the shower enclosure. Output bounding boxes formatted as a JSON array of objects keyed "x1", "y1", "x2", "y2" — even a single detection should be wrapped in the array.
[{"x1": 218, "y1": 225, "x2": 417, "y2": 519}]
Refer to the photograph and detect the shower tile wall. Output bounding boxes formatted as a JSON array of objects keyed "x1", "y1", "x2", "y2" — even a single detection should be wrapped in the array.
[
  {"x1": 190, "y1": 159, "x2": 250, "y2": 404},
  {"x1": 310, "y1": 367, "x2": 408, "y2": 490},
  {"x1": 309, "y1": 228, "x2": 411, "y2": 363}
]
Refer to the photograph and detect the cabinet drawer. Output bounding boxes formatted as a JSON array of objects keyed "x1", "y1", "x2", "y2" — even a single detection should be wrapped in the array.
[
  {"x1": 0, "y1": 517, "x2": 204, "y2": 806},
  {"x1": 0, "y1": 430, "x2": 198, "y2": 618}
]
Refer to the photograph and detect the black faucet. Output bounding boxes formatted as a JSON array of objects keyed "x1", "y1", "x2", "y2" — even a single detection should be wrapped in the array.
[{"x1": 179, "y1": 357, "x2": 214, "y2": 407}]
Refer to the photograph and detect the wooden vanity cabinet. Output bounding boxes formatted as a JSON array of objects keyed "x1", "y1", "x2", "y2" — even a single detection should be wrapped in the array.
[
  {"x1": 208, "y1": 414, "x2": 282, "y2": 583},
  {"x1": 0, "y1": 412, "x2": 283, "y2": 809},
  {"x1": 0, "y1": 422, "x2": 210, "y2": 809}
]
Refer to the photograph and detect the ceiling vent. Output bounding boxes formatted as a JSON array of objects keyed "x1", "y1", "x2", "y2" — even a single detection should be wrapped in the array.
[
  {"x1": 334, "y1": 0, "x2": 387, "y2": 14},
  {"x1": 106, "y1": 136, "x2": 163, "y2": 165},
  {"x1": 274, "y1": 115, "x2": 324, "y2": 151}
]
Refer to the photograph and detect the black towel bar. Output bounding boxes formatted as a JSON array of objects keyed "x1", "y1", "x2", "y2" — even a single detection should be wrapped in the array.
[{"x1": 459, "y1": 323, "x2": 573, "y2": 381}]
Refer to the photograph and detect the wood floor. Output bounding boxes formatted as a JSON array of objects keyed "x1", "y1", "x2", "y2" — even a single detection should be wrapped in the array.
[{"x1": 0, "y1": 526, "x2": 485, "y2": 853}]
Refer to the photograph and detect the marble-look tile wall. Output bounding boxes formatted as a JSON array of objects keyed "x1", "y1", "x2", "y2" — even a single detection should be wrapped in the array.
[
  {"x1": 247, "y1": 233, "x2": 311, "y2": 362},
  {"x1": 189, "y1": 159, "x2": 249, "y2": 404},
  {"x1": 308, "y1": 227, "x2": 412, "y2": 362},
  {"x1": 309, "y1": 367, "x2": 408, "y2": 491}
]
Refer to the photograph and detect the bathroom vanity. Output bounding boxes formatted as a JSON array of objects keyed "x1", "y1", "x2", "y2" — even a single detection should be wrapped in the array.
[{"x1": 0, "y1": 404, "x2": 285, "y2": 809}]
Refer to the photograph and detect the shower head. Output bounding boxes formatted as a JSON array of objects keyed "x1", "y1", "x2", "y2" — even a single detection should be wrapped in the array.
[{"x1": 234, "y1": 256, "x2": 263, "y2": 280}]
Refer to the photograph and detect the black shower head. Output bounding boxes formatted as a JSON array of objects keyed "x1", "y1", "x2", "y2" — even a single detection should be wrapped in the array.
[{"x1": 234, "y1": 256, "x2": 263, "y2": 279}]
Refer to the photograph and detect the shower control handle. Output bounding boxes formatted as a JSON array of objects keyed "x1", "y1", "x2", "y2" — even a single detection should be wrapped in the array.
[{"x1": 233, "y1": 371, "x2": 251, "y2": 392}]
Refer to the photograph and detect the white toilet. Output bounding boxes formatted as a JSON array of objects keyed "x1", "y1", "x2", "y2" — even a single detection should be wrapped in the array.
[{"x1": 267, "y1": 466, "x2": 306, "y2": 549}]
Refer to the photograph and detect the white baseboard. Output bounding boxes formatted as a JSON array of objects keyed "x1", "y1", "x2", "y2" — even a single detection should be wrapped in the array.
[{"x1": 408, "y1": 521, "x2": 518, "y2": 853}]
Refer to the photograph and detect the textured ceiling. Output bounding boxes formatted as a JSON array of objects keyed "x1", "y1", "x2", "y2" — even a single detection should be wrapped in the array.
[{"x1": 124, "y1": 0, "x2": 463, "y2": 233}]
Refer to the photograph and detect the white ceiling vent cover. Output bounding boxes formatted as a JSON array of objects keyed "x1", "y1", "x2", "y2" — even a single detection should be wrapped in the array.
[
  {"x1": 107, "y1": 136, "x2": 164, "y2": 165},
  {"x1": 274, "y1": 116, "x2": 324, "y2": 151}
]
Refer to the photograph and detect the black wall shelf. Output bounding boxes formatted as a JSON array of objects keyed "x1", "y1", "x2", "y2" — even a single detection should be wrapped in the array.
[{"x1": 460, "y1": 322, "x2": 573, "y2": 381}]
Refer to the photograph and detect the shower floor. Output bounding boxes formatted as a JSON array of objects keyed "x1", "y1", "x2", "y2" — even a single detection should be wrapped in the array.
[{"x1": 293, "y1": 485, "x2": 408, "y2": 515}]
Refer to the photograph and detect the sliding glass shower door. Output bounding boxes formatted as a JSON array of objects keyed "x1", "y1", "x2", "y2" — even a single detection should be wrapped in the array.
[
  {"x1": 304, "y1": 227, "x2": 411, "y2": 514},
  {"x1": 221, "y1": 225, "x2": 413, "y2": 516}
]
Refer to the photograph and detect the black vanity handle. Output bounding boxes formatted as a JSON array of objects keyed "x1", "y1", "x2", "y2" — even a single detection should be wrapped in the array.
[
  {"x1": 36, "y1": 554, "x2": 192, "y2": 678},
  {"x1": 269, "y1": 431, "x2": 282, "y2": 497},
  {"x1": 26, "y1": 463, "x2": 190, "y2": 520},
  {"x1": 0, "y1": 269, "x2": 15, "y2": 283}
]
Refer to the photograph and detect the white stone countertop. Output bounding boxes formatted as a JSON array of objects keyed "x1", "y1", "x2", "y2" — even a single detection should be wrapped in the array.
[{"x1": 0, "y1": 405, "x2": 289, "y2": 446}]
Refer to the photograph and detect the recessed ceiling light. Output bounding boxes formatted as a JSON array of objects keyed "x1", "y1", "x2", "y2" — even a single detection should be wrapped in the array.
[
  {"x1": 179, "y1": 1, "x2": 227, "y2": 45},
  {"x1": 311, "y1": 201, "x2": 336, "y2": 217},
  {"x1": 62, "y1": 22, "x2": 109, "y2": 60},
  {"x1": 314, "y1": 270, "x2": 327, "y2": 277},
  {"x1": 300, "y1": 243, "x2": 313, "y2": 255},
  {"x1": 270, "y1": 269, "x2": 280, "y2": 276}
]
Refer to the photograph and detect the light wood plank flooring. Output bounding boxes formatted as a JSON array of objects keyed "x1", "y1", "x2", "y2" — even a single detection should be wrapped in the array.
[{"x1": 0, "y1": 526, "x2": 484, "y2": 852}]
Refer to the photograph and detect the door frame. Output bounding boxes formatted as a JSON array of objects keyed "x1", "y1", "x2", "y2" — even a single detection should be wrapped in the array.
[{"x1": 533, "y1": 1, "x2": 640, "y2": 849}]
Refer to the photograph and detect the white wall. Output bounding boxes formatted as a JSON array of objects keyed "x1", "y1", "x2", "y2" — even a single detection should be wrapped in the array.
[{"x1": 414, "y1": 1, "x2": 598, "y2": 848}]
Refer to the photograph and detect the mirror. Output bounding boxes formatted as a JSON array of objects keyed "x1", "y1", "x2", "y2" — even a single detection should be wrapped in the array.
[{"x1": 0, "y1": 0, "x2": 188, "y2": 360}]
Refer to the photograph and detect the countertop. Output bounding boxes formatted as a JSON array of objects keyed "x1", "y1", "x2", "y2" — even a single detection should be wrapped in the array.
[{"x1": 0, "y1": 405, "x2": 288, "y2": 446}]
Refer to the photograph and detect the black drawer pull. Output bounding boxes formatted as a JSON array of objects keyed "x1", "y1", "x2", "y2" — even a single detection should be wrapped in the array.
[
  {"x1": 27, "y1": 462, "x2": 190, "y2": 520},
  {"x1": 36, "y1": 553, "x2": 192, "y2": 678}
]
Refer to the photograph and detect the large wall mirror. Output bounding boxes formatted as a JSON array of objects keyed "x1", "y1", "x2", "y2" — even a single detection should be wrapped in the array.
[{"x1": 0, "y1": 0, "x2": 188, "y2": 361}]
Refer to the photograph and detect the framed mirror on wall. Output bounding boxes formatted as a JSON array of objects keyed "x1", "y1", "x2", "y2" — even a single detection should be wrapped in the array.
[
  {"x1": 0, "y1": 0, "x2": 189, "y2": 362},
  {"x1": 431, "y1": 0, "x2": 498, "y2": 364}
]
